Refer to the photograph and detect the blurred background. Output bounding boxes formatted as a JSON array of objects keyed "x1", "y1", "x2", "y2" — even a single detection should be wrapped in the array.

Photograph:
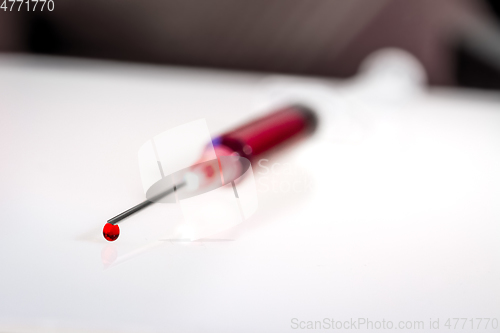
[{"x1": 2, "y1": 0, "x2": 500, "y2": 89}]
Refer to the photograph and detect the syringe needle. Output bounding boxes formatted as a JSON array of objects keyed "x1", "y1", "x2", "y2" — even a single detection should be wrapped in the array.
[
  {"x1": 107, "y1": 199, "x2": 154, "y2": 225},
  {"x1": 108, "y1": 181, "x2": 186, "y2": 225}
]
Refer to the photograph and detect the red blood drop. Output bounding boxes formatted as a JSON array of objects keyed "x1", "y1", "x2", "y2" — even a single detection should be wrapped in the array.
[{"x1": 103, "y1": 223, "x2": 120, "y2": 241}]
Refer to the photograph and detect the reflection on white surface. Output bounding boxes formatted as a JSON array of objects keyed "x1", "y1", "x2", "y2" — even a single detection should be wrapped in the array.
[
  {"x1": 102, "y1": 241, "x2": 166, "y2": 268},
  {"x1": 100, "y1": 244, "x2": 118, "y2": 267}
]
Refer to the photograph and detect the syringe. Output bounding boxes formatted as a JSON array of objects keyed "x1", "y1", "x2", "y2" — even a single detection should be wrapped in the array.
[{"x1": 103, "y1": 104, "x2": 317, "y2": 241}]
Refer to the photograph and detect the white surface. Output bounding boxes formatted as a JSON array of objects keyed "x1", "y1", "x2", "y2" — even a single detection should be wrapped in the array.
[{"x1": 0, "y1": 54, "x2": 499, "y2": 332}]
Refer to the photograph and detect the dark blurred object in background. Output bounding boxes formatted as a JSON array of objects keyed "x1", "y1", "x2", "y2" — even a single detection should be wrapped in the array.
[
  {"x1": 455, "y1": 0, "x2": 500, "y2": 89},
  {"x1": 2, "y1": 0, "x2": 500, "y2": 89}
]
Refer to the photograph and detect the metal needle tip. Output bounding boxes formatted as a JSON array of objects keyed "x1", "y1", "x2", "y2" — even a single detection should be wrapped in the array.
[{"x1": 107, "y1": 181, "x2": 186, "y2": 225}]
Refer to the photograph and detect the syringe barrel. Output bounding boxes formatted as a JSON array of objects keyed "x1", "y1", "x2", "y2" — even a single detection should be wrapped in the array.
[{"x1": 212, "y1": 104, "x2": 317, "y2": 161}]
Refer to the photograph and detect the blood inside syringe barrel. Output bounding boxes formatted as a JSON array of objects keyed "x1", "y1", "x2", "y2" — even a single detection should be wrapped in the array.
[
  {"x1": 146, "y1": 105, "x2": 317, "y2": 202},
  {"x1": 213, "y1": 104, "x2": 317, "y2": 161}
]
